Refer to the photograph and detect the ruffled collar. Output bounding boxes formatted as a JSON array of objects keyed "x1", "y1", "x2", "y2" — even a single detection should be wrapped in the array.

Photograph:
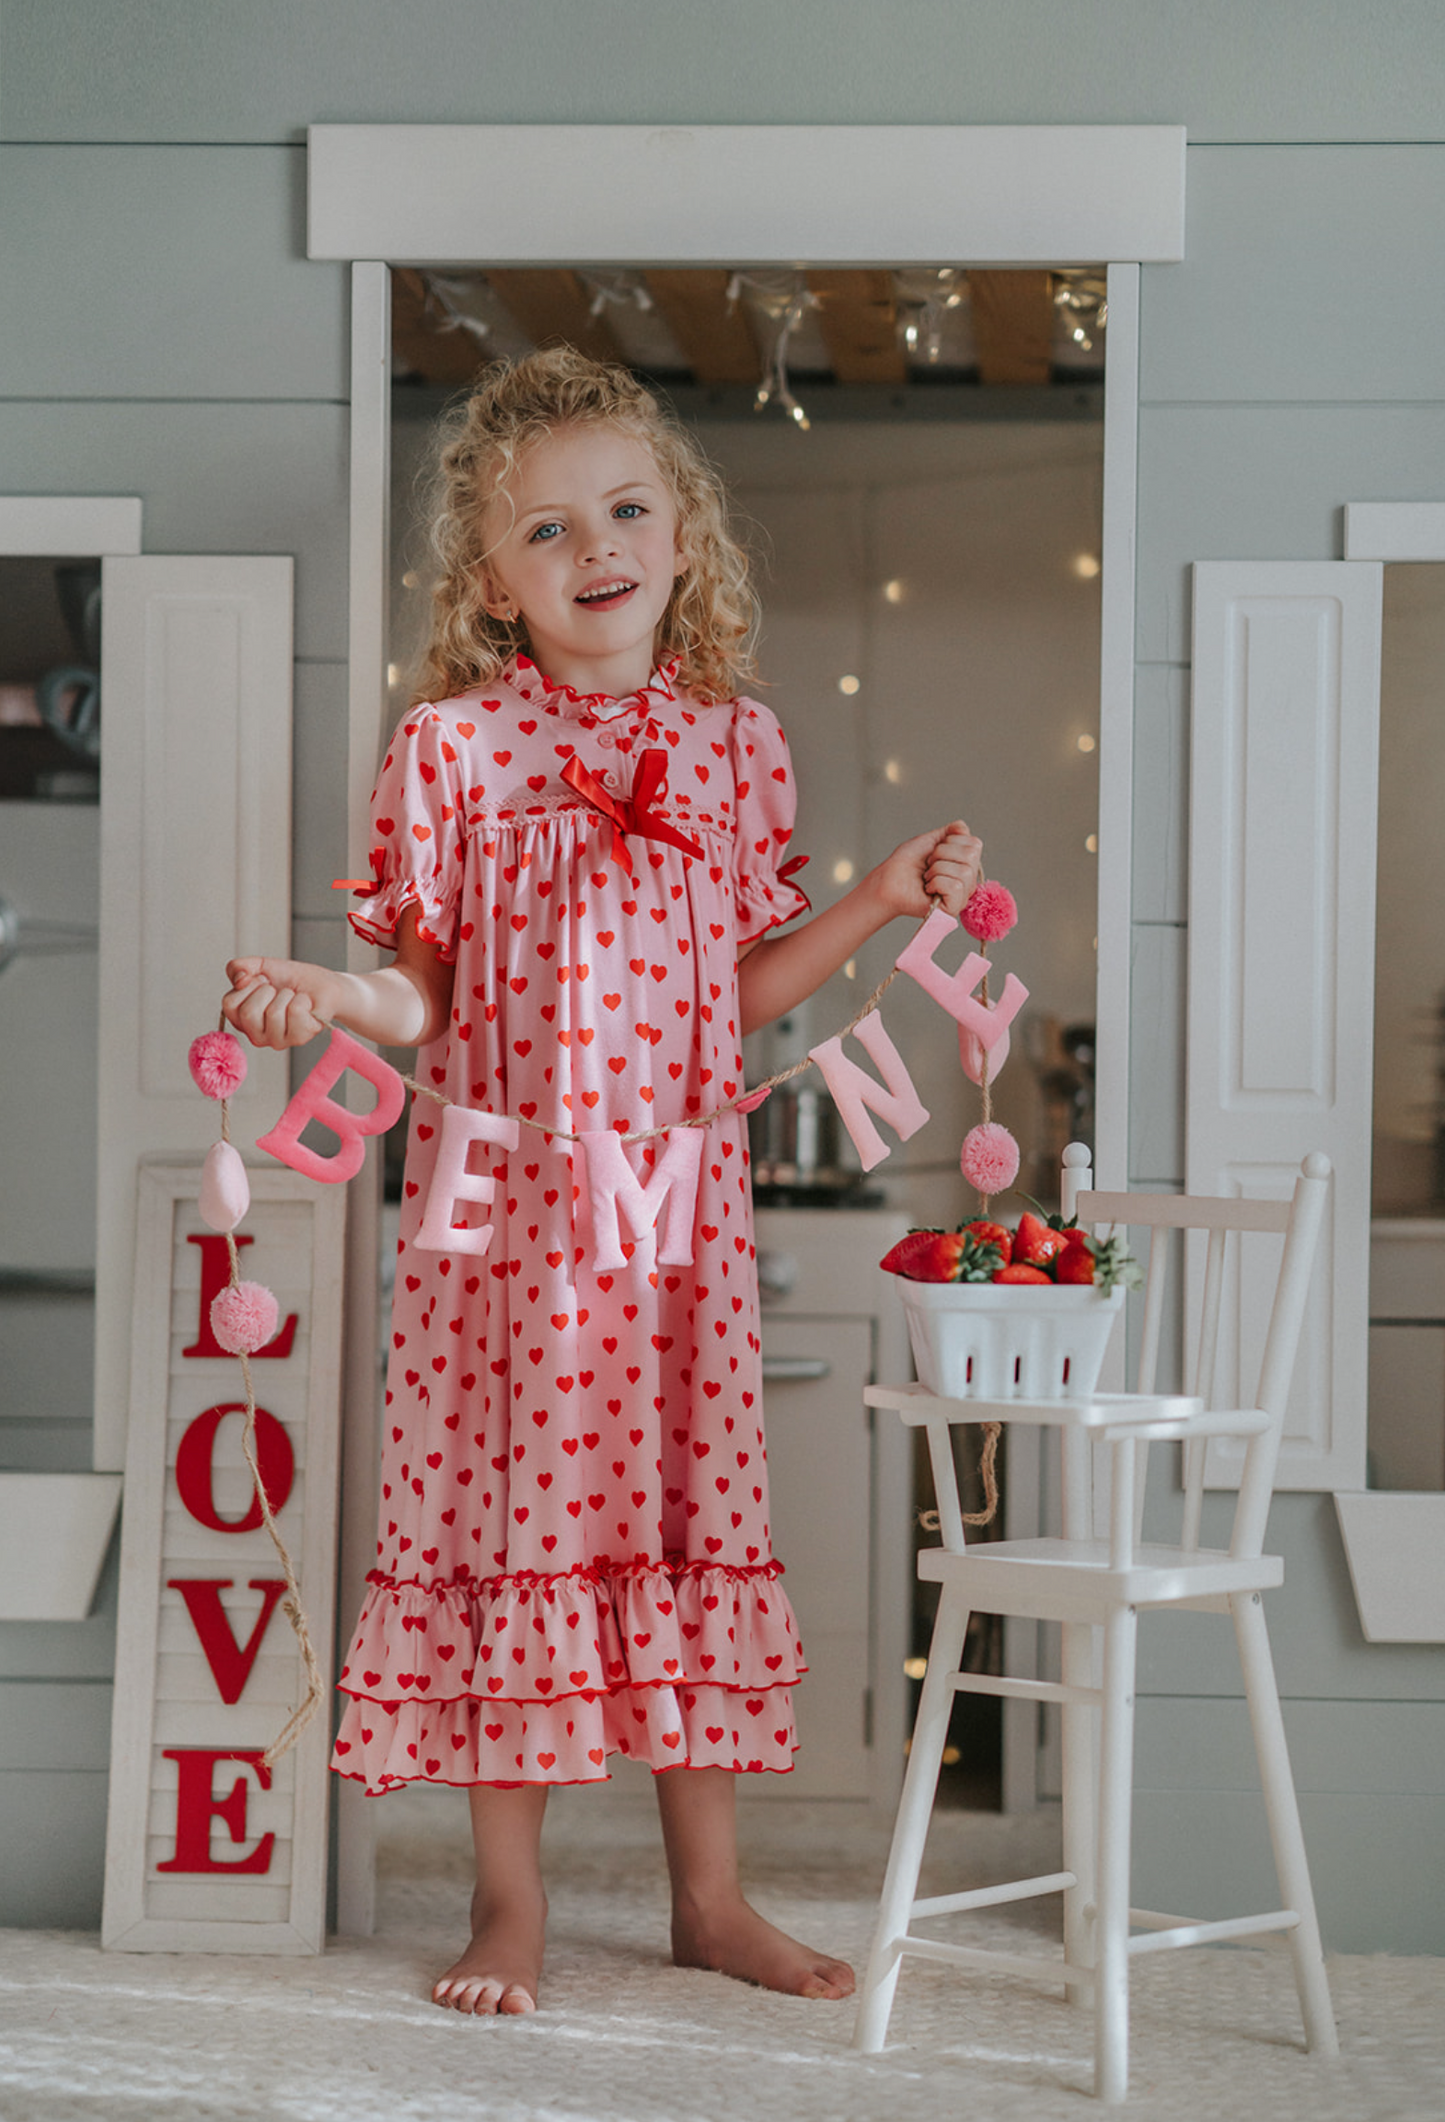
[{"x1": 506, "y1": 653, "x2": 679, "y2": 723}]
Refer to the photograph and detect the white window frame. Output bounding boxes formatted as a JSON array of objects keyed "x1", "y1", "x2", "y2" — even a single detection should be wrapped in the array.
[{"x1": 309, "y1": 122, "x2": 1184, "y2": 1884}]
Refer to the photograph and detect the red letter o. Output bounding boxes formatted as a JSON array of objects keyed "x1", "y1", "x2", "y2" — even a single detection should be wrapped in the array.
[{"x1": 174, "y1": 1403, "x2": 295, "y2": 1533}]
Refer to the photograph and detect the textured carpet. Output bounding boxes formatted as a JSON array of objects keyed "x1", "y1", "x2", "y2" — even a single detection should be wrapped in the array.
[{"x1": 2, "y1": 1780, "x2": 1443, "y2": 2122}]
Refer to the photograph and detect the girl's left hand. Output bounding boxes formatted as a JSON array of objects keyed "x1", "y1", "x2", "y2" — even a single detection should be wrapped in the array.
[{"x1": 875, "y1": 820, "x2": 983, "y2": 920}]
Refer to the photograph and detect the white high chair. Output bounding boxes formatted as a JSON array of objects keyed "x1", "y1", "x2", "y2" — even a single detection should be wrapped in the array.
[{"x1": 853, "y1": 1145, "x2": 1337, "y2": 2102}]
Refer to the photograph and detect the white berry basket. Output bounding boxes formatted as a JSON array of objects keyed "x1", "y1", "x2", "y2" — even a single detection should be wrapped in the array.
[{"x1": 896, "y1": 1279, "x2": 1124, "y2": 1401}]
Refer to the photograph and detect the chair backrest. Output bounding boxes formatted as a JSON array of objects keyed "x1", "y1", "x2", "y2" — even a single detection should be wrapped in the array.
[{"x1": 1062, "y1": 1144, "x2": 1331, "y2": 1558}]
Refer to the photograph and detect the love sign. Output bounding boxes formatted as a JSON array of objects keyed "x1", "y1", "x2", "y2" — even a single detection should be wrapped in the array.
[{"x1": 102, "y1": 1163, "x2": 343, "y2": 1953}]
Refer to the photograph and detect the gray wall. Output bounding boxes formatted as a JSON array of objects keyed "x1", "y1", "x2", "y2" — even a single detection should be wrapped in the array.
[{"x1": 3, "y1": 0, "x2": 1444, "y2": 1945}]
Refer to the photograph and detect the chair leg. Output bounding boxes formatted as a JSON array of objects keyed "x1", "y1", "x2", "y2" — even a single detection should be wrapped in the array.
[
  {"x1": 1061, "y1": 1618, "x2": 1100, "y2": 2007},
  {"x1": 1232, "y1": 1591, "x2": 1339, "y2": 2059},
  {"x1": 853, "y1": 1585, "x2": 972, "y2": 2053},
  {"x1": 1093, "y1": 1601, "x2": 1138, "y2": 2104}
]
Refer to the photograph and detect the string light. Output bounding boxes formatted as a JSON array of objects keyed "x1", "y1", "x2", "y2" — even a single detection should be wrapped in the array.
[
  {"x1": 1053, "y1": 271, "x2": 1109, "y2": 354},
  {"x1": 727, "y1": 272, "x2": 819, "y2": 430},
  {"x1": 838, "y1": 674, "x2": 861, "y2": 695},
  {"x1": 894, "y1": 268, "x2": 966, "y2": 365},
  {"x1": 579, "y1": 271, "x2": 655, "y2": 321},
  {"x1": 418, "y1": 273, "x2": 493, "y2": 348}
]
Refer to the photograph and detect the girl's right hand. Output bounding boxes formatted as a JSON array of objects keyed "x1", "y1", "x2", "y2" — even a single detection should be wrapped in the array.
[{"x1": 223, "y1": 956, "x2": 339, "y2": 1050}]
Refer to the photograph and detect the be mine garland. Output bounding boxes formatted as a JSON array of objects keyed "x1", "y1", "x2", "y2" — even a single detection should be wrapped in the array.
[{"x1": 188, "y1": 882, "x2": 1024, "y2": 1758}]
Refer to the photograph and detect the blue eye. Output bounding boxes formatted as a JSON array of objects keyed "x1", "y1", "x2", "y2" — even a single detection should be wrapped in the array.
[
  {"x1": 614, "y1": 502, "x2": 644, "y2": 520},
  {"x1": 529, "y1": 521, "x2": 563, "y2": 543}
]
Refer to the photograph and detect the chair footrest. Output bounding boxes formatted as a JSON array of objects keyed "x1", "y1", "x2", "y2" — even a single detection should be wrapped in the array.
[
  {"x1": 952, "y1": 1670, "x2": 1102, "y2": 1708},
  {"x1": 893, "y1": 1935, "x2": 1090, "y2": 1987},
  {"x1": 912, "y1": 1870, "x2": 1076, "y2": 1919},
  {"x1": 1127, "y1": 1909, "x2": 1300, "y2": 1957}
]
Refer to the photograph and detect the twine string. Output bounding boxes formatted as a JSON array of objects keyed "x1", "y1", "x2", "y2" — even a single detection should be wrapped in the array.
[
  {"x1": 214, "y1": 885, "x2": 1005, "y2": 1754},
  {"x1": 217, "y1": 1043, "x2": 326, "y2": 1765}
]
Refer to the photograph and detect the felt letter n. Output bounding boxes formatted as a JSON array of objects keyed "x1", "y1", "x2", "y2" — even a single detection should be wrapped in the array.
[{"x1": 808, "y1": 1010, "x2": 928, "y2": 1172}]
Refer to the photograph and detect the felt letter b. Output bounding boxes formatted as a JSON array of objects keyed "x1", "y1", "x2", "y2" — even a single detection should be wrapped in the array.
[{"x1": 255, "y1": 1027, "x2": 406, "y2": 1184}]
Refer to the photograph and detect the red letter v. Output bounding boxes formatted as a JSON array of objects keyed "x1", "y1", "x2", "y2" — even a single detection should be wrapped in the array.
[{"x1": 167, "y1": 1578, "x2": 288, "y2": 1705}]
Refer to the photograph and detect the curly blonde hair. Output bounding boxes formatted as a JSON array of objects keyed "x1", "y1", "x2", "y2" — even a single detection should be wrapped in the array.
[{"x1": 411, "y1": 347, "x2": 758, "y2": 707}]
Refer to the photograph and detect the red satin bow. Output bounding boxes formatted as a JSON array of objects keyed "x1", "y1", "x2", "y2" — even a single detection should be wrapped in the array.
[{"x1": 561, "y1": 749, "x2": 705, "y2": 876}]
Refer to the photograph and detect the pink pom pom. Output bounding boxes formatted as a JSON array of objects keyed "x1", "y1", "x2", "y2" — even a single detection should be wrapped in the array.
[
  {"x1": 961, "y1": 1121, "x2": 1020, "y2": 1197},
  {"x1": 736, "y1": 1085, "x2": 773, "y2": 1114},
  {"x1": 210, "y1": 1280, "x2": 279, "y2": 1355},
  {"x1": 961, "y1": 881, "x2": 1018, "y2": 944},
  {"x1": 189, "y1": 1030, "x2": 249, "y2": 1100}
]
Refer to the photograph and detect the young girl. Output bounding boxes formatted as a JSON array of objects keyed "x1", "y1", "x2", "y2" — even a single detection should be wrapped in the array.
[{"x1": 224, "y1": 348, "x2": 981, "y2": 2018}]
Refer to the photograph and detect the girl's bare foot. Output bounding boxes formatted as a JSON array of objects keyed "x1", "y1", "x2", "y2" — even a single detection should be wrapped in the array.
[
  {"x1": 672, "y1": 1891, "x2": 855, "y2": 2000},
  {"x1": 432, "y1": 1884, "x2": 547, "y2": 2016}
]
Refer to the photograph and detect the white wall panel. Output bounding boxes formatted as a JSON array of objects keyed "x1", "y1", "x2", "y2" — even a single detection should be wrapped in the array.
[
  {"x1": 1127, "y1": 924, "x2": 1185, "y2": 1182},
  {"x1": 1140, "y1": 146, "x2": 1445, "y2": 405},
  {"x1": 4, "y1": 3, "x2": 1435, "y2": 146},
  {"x1": 0, "y1": 404, "x2": 347, "y2": 663},
  {"x1": 1131, "y1": 665, "x2": 1189, "y2": 923},
  {"x1": 1188, "y1": 562, "x2": 1382, "y2": 1491},
  {"x1": 1135, "y1": 405, "x2": 1445, "y2": 665},
  {"x1": 0, "y1": 147, "x2": 346, "y2": 401}
]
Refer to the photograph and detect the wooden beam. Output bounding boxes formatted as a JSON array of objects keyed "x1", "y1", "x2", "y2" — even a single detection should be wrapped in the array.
[
  {"x1": 646, "y1": 270, "x2": 760, "y2": 386},
  {"x1": 390, "y1": 268, "x2": 488, "y2": 388},
  {"x1": 807, "y1": 271, "x2": 907, "y2": 385},
  {"x1": 968, "y1": 271, "x2": 1055, "y2": 386},
  {"x1": 485, "y1": 269, "x2": 622, "y2": 363}
]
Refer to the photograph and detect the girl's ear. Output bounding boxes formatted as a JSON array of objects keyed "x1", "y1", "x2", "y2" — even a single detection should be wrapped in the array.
[{"x1": 477, "y1": 569, "x2": 517, "y2": 622}]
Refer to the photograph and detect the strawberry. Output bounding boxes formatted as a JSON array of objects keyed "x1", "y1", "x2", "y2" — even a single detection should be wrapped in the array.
[
  {"x1": 880, "y1": 1230, "x2": 967, "y2": 1283},
  {"x1": 955, "y1": 1232, "x2": 1006, "y2": 1282},
  {"x1": 1012, "y1": 1211, "x2": 1068, "y2": 1273},
  {"x1": 992, "y1": 1261, "x2": 1052, "y2": 1284},
  {"x1": 1055, "y1": 1231, "x2": 1097, "y2": 1284},
  {"x1": 964, "y1": 1218, "x2": 1012, "y2": 1266}
]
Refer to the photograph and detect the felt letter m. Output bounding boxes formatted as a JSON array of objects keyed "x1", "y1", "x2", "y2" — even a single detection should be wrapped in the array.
[
  {"x1": 808, "y1": 1009, "x2": 928, "y2": 1172},
  {"x1": 580, "y1": 1128, "x2": 704, "y2": 1272}
]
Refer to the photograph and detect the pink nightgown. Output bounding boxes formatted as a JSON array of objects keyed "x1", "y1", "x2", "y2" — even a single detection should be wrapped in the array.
[{"x1": 332, "y1": 655, "x2": 812, "y2": 1791}]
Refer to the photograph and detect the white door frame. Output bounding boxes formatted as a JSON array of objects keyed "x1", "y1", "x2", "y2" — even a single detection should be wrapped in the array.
[{"x1": 312, "y1": 124, "x2": 1183, "y2": 1898}]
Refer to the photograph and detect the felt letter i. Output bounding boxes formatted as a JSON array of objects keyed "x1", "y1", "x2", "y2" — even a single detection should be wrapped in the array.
[
  {"x1": 808, "y1": 1010, "x2": 928, "y2": 1172},
  {"x1": 414, "y1": 1106, "x2": 521, "y2": 1255}
]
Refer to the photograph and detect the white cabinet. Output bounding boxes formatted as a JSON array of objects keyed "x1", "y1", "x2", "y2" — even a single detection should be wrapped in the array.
[{"x1": 750, "y1": 1208, "x2": 910, "y2": 1806}]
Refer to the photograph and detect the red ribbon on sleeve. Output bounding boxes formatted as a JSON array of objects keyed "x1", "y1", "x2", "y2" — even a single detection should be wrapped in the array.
[{"x1": 561, "y1": 750, "x2": 705, "y2": 877}]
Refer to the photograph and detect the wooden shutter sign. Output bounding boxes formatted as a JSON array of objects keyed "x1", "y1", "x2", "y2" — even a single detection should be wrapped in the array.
[{"x1": 102, "y1": 1163, "x2": 344, "y2": 1953}]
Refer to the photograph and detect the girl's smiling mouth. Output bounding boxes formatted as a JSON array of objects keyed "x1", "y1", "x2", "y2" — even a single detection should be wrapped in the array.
[{"x1": 575, "y1": 579, "x2": 638, "y2": 608}]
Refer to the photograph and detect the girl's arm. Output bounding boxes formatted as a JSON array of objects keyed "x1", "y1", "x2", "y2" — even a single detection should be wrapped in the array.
[
  {"x1": 223, "y1": 907, "x2": 455, "y2": 1052},
  {"x1": 738, "y1": 820, "x2": 981, "y2": 1037}
]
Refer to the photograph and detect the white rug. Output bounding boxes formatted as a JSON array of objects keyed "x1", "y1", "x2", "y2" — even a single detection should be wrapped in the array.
[{"x1": 2, "y1": 1782, "x2": 1443, "y2": 2122}]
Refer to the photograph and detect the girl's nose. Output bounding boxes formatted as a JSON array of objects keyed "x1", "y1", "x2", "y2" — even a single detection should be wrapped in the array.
[{"x1": 577, "y1": 518, "x2": 622, "y2": 566}]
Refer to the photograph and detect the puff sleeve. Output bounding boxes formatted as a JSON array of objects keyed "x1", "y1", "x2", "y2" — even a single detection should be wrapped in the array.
[
  {"x1": 728, "y1": 699, "x2": 811, "y2": 946},
  {"x1": 347, "y1": 706, "x2": 468, "y2": 962}
]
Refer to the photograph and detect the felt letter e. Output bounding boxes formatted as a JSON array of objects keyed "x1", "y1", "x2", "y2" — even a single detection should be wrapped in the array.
[{"x1": 414, "y1": 1106, "x2": 521, "y2": 1255}]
